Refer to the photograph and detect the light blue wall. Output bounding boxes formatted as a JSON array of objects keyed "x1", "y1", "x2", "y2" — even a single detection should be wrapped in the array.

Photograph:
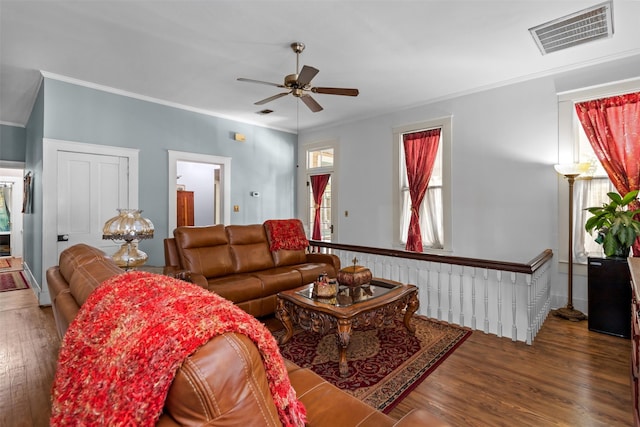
[
  {"x1": 40, "y1": 78, "x2": 297, "y2": 266},
  {"x1": 0, "y1": 124, "x2": 26, "y2": 161},
  {"x1": 24, "y1": 84, "x2": 45, "y2": 288}
]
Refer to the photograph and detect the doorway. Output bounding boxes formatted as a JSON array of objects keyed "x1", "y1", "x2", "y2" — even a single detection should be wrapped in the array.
[
  {"x1": 0, "y1": 165, "x2": 24, "y2": 258},
  {"x1": 167, "y1": 151, "x2": 231, "y2": 236},
  {"x1": 176, "y1": 161, "x2": 220, "y2": 226}
]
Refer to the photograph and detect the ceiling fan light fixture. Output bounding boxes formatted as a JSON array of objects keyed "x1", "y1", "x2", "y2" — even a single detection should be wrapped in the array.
[
  {"x1": 256, "y1": 109, "x2": 274, "y2": 115},
  {"x1": 529, "y1": 1, "x2": 613, "y2": 55},
  {"x1": 237, "y1": 41, "x2": 359, "y2": 113}
]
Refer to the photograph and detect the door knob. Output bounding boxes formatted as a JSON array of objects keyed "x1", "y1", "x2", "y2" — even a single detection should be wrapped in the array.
[{"x1": 57, "y1": 234, "x2": 69, "y2": 242}]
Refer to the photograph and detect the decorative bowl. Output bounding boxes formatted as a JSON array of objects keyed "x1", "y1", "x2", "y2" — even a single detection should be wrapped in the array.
[{"x1": 337, "y1": 265, "x2": 372, "y2": 288}]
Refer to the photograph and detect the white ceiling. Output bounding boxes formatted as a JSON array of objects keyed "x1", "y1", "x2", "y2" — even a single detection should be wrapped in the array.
[{"x1": 1, "y1": 1, "x2": 639, "y2": 133}]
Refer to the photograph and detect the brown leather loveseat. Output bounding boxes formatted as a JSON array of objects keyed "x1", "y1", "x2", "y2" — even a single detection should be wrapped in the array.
[
  {"x1": 164, "y1": 220, "x2": 341, "y2": 318},
  {"x1": 46, "y1": 243, "x2": 447, "y2": 426}
]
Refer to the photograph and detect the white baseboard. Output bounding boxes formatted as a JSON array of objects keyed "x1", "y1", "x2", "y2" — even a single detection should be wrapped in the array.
[{"x1": 22, "y1": 261, "x2": 51, "y2": 306}]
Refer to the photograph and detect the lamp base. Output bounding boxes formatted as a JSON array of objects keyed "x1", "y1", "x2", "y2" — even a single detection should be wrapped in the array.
[
  {"x1": 112, "y1": 241, "x2": 148, "y2": 270},
  {"x1": 553, "y1": 306, "x2": 587, "y2": 322}
]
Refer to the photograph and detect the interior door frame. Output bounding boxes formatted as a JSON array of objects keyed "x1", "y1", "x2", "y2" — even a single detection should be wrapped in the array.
[
  {"x1": 0, "y1": 161, "x2": 25, "y2": 257},
  {"x1": 167, "y1": 150, "x2": 231, "y2": 236},
  {"x1": 300, "y1": 140, "x2": 338, "y2": 241},
  {"x1": 42, "y1": 138, "x2": 139, "y2": 300}
]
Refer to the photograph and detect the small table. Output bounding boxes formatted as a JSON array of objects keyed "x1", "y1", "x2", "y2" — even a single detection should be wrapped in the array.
[{"x1": 276, "y1": 278, "x2": 419, "y2": 377}]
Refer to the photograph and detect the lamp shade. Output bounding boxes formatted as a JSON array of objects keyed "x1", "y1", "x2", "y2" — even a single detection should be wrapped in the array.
[
  {"x1": 553, "y1": 163, "x2": 590, "y2": 177},
  {"x1": 102, "y1": 209, "x2": 154, "y2": 269},
  {"x1": 102, "y1": 209, "x2": 154, "y2": 241}
]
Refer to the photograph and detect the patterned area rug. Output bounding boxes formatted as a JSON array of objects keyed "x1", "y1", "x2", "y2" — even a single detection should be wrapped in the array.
[
  {"x1": 0, "y1": 257, "x2": 23, "y2": 272},
  {"x1": 0, "y1": 271, "x2": 29, "y2": 292},
  {"x1": 276, "y1": 315, "x2": 471, "y2": 412}
]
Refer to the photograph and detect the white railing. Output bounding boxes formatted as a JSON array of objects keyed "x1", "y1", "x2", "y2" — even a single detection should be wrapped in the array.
[{"x1": 310, "y1": 242, "x2": 553, "y2": 345}]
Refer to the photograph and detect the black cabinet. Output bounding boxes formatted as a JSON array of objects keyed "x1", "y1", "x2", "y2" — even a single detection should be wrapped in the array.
[{"x1": 588, "y1": 257, "x2": 631, "y2": 338}]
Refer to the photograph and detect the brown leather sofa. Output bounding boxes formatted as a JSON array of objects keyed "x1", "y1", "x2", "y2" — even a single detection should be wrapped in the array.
[
  {"x1": 164, "y1": 221, "x2": 341, "y2": 318},
  {"x1": 46, "y1": 243, "x2": 448, "y2": 426}
]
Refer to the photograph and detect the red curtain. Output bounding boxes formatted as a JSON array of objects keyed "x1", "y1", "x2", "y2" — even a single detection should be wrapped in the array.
[
  {"x1": 403, "y1": 129, "x2": 441, "y2": 252},
  {"x1": 310, "y1": 174, "x2": 330, "y2": 241},
  {"x1": 575, "y1": 92, "x2": 640, "y2": 255}
]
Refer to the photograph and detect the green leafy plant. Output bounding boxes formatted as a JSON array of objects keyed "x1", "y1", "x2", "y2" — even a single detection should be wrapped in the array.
[{"x1": 585, "y1": 190, "x2": 640, "y2": 258}]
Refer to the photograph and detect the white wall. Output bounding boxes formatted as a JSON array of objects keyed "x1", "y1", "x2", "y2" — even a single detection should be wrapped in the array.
[
  {"x1": 298, "y1": 61, "x2": 640, "y2": 315},
  {"x1": 299, "y1": 77, "x2": 558, "y2": 263}
]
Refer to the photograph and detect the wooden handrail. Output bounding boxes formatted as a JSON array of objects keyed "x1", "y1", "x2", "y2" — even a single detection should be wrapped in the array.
[{"x1": 309, "y1": 241, "x2": 553, "y2": 275}]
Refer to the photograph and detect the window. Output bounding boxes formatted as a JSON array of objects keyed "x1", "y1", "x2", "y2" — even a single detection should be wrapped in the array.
[
  {"x1": 574, "y1": 119, "x2": 615, "y2": 261},
  {"x1": 306, "y1": 145, "x2": 335, "y2": 242},
  {"x1": 558, "y1": 78, "x2": 640, "y2": 263},
  {"x1": 393, "y1": 117, "x2": 452, "y2": 252},
  {"x1": 307, "y1": 148, "x2": 333, "y2": 169}
]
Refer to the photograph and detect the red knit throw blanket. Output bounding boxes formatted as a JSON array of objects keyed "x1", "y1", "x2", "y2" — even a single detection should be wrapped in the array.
[
  {"x1": 265, "y1": 219, "x2": 309, "y2": 251},
  {"x1": 50, "y1": 271, "x2": 306, "y2": 426}
]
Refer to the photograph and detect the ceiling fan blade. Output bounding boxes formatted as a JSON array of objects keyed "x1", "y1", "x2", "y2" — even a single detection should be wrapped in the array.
[
  {"x1": 297, "y1": 65, "x2": 319, "y2": 86},
  {"x1": 237, "y1": 78, "x2": 284, "y2": 88},
  {"x1": 254, "y1": 92, "x2": 290, "y2": 105},
  {"x1": 300, "y1": 94, "x2": 323, "y2": 112},
  {"x1": 312, "y1": 87, "x2": 359, "y2": 97}
]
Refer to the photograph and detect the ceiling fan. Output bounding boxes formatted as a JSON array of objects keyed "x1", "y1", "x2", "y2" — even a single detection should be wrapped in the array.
[{"x1": 237, "y1": 42, "x2": 359, "y2": 113}]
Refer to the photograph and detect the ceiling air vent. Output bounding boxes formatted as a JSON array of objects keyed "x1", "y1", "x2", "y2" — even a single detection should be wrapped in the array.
[{"x1": 529, "y1": 1, "x2": 613, "y2": 55}]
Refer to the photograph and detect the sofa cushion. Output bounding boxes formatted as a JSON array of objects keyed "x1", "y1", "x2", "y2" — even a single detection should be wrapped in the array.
[
  {"x1": 68, "y1": 258, "x2": 123, "y2": 306},
  {"x1": 287, "y1": 365, "x2": 398, "y2": 427},
  {"x1": 174, "y1": 225, "x2": 235, "y2": 278},
  {"x1": 264, "y1": 219, "x2": 309, "y2": 267},
  {"x1": 207, "y1": 274, "x2": 264, "y2": 303},
  {"x1": 271, "y1": 249, "x2": 308, "y2": 268},
  {"x1": 164, "y1": 333, "x2": 283, "y2": 426},
  {"x1": 253, "y1": 267, "x2": 303, "y2": 296},
  {"x1": 58, "y1": 243, "x2": 111, "y2": 283},
  {"x1": 226, "y1": 224, "x2": 275, "y2": 273},
  {"x1": 292, "y1": 262, "x2": 335, "y2": 284}
]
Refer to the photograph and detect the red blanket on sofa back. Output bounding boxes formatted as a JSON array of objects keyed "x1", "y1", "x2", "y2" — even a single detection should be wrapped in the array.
[{"x1": 50, "y1": 271, "x2": 305, "y2": 426}]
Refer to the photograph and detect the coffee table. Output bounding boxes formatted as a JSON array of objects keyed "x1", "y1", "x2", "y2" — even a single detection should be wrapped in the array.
[{"x1": 276, "y1": 278, "x2": 419, "y2": 377}]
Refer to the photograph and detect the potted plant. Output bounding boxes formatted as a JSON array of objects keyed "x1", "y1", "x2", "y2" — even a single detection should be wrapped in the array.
[
  {"x1": 584, "y1": 189, "x2": 640, "y2": 338},
  {"x1": 585, "y1": 190, "x2": 640, "y2": 258}
]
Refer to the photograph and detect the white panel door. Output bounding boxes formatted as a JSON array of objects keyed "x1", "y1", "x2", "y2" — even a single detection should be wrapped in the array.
[{"x1": 56, "y1": 151, "x2": 129, "y2": 256}]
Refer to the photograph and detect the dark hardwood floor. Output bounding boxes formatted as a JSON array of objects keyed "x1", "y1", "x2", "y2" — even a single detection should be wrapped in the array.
[
  {"x1": 0, "y1": 288, "x2": 633, "y2": 427},
  {"x1": 0, "y1": 289, "x2": 60, "y2": 427}
]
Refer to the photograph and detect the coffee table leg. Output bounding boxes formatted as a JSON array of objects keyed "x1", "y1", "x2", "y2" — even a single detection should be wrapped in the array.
[
  {"x1": 404, "y1": 290, "x2": 420, "y2": 333},
  {"x1": 276, "y1": 298, "x2": 294, "y2": 345},
  {"x1": 336, "y1": 319, "x2": 353, "y2": 377}
]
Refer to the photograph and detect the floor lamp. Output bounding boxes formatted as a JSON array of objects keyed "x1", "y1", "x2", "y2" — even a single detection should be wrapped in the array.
[{"x1": 554, "y1": 163, "x2": 589, "y2": 321}]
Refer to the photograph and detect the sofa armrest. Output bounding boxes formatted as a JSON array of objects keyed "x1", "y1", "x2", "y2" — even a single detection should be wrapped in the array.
[
  {"x1": 188, "y1": 273, "x2": 209, "y2": 289},
  {"x1": 305, "y1": 252, "x2": 341, "y2": 273},
  {"x1": 164, "y1": 238, "x2": 182, "y2": 269},
  {"x1": 393, "y1": 409, "x2": 450, "y2": 427}
]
